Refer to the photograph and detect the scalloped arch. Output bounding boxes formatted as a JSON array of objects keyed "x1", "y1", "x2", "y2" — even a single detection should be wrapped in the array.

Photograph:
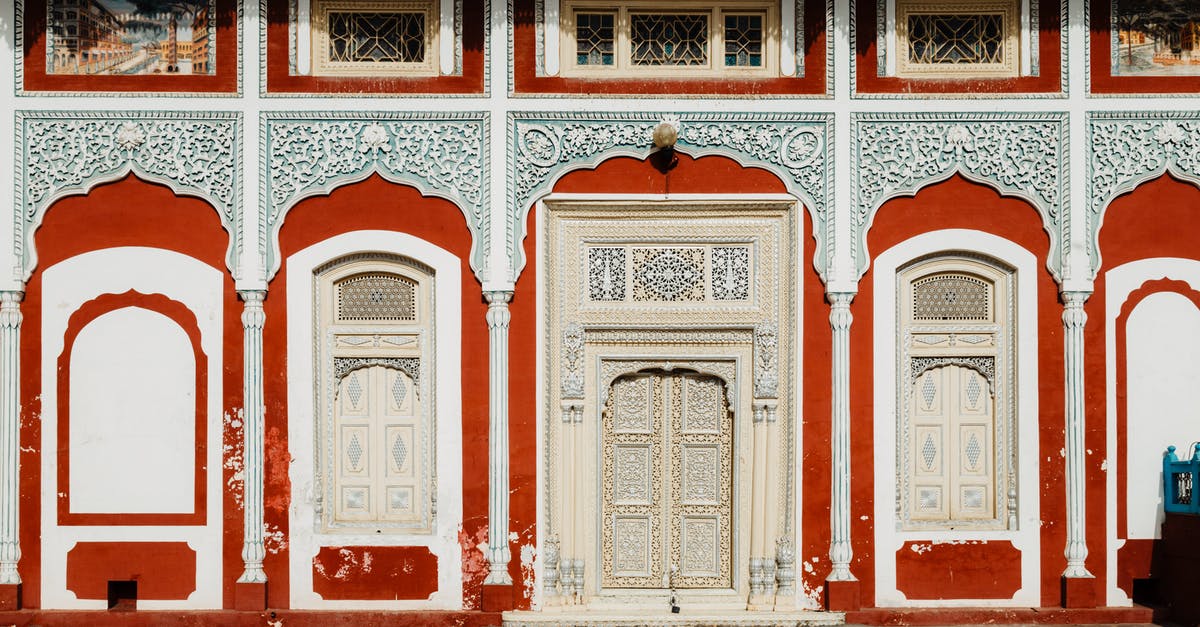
[
  {"x1": 17, "y1": 112, "x2": 241, "y2": 282},
  {"x1": 853, "y1": 113, "x2": 1067, "y2": 285},
  {"x1": 509, "y1": 113, "x2": 833, "y2": 285},
  {"x1": 262, "y1": 113, "x2": 489, "y2": 283}
]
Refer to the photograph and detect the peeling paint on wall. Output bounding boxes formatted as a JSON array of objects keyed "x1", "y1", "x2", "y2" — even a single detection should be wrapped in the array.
[
  {"x1": 519, "y1": 542, "x2": 537, "y2": 600},
  {"x1": 458, "y1": 523, "x2": 489, "y2": 609}
]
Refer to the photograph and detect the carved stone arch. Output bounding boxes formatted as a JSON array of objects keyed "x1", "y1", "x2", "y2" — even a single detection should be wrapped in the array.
[
  {"x1": 509, "y1": 112, "x2": 834, "y2": 284},
  {"x1": 1088, "y1": 113, "x2": 1200, "y2": 281},
  {"x1": 853, "y1": 113, "x2": 1068, "y2": 284},
  {"x1": 17, "y1": 112, "x2": 242, "y2": 281},
  {"x1": 262, "y1": 113, "x2": 489, "y2": 282},
  {"x1": 599, "y1": 359, "x2": 739, "y2": 409}
]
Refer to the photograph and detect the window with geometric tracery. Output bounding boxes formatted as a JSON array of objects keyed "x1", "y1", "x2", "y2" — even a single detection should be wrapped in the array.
[
  {"x1": 560, "y1": 0, "x2": 778, "y2": 77},
  {"x1": 895, "y1": 0, "x2": 1019, "y2": 78},
  {"x1": 310, "y1": 0, "x2": 439, "y2": 76},
  {"x1": 316, "y1": 254, "x2": 436, "y2": 534},
  {"x1": 898, "y1": 256, "x2": 1016, "y2": 531}
]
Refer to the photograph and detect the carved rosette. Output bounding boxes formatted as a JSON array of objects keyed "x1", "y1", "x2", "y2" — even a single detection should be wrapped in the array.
[
  {"x1": 263, "y1": 113, "x2": 489, "y2": 280},
  {"x1": 18, "y1": 113, "x2": 240, "y2": 279},
  {"x1": 853, "y1": 114, "x2": 1067, "y2": 281},
  {"x1": 510, "y1": 113, "x2": 833, "y2": 282},
  {"x1": 1087, "y1": 114, "x2": 1200, "y2": 279}
]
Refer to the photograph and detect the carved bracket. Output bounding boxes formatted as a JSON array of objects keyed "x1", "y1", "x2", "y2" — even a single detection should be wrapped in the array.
[
  {"x1": 16, "y1": 111, "x2": 241, "y2": 281},
  {"x1": 509, "y1": 112, "x2": 833, "y2": 284},
  {"x1": 852, "y1": 113, "x2": 1067, "y2": 283},
  {"x1": 1087, "y1": 113, "x2": 1200, "y2": 279},
  {"x1": 262, "y1": 112, "x2": 489, "y2": 281}
]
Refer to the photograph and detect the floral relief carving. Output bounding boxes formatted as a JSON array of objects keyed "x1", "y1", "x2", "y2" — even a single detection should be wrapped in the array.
[
  {"x1": 853, "y1": 114, "x2": 1067, "y2": 280},
  {"x1": 511, "y1": 113, "x2": 832, "y2": 281},
  {"x1": 1088, "y1": 113, "x2": 1200, "y2": 279},
  {"x1": 263, "y1": 113, "x2": 488, "y2": 279},
  {"x1": 18, "y1": 112, "x2": 240, "y2": 277}
]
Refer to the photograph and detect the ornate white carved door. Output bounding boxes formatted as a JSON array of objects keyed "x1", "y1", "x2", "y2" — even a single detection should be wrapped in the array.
[
  {"x1": 601, "y1": 372, "x2": 732, "y2": 589},
  {"x1": 333, "y1": 365, "x2": 423, "y2": 527},
  {"x1": 909, "y1": 364, "x2": 995, "y2": 523}
]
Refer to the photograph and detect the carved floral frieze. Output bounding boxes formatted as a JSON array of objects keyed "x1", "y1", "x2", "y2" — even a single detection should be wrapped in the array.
[
  {"x1": 17, "y1": 112, "x2": 241, "y2": 279},
  {"x1": 262, "y1": 113, "x2": 489, "y2": 280},
  {"x1": 1087, "y1": 113, "x2": 1200, "y2": 278},
  {"x1": 852, "y1": 113, "x2": 1068, "y2": 282},
  {"x1": 510, "y1": 113, "x2": 833, "y2": 283}
]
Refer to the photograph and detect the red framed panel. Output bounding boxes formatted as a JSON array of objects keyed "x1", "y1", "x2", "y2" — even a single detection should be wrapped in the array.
[
  {"x1": 1090, "y1": 0, "x2": 1200, "y2": 94},
  {"x1": 57, "y1": 290, "x2": 208, "y2": 527},
  {"x1": 854, "y1": 0, "x2": 1063, "y2": 96},
  {"x1": 66, "y1": 542, "x2": 198, "y2": 601},
  {"x1": 264, "y1": 0, "x2": 486, "y2": 94},
  {"x1": 512, "y1": 0, "x2": 829, "y2": 96},
  {"x1": 21, "y1": 0, "x2": 239, "y2": 94}
]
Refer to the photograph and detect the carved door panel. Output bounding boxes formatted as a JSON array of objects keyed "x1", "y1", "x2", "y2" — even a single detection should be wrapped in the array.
[
  {"x1": 601, "y1": 373, "x2": 732, "y2": 589},
  {"x1": 333, "y1": 365, "x2": 422, "y2": 526},
  {"x1": 909, "y1": 364, "x2": 994, "y2": 523}
]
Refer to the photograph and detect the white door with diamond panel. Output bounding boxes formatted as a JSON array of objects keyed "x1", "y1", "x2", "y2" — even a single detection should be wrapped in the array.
[
  {"x1": 910, "y1": 364, "x2": 994, "y2": 523},
  {"x1": 601, "y1": 372, "x2": 732, "y2": 590},
  {"x1": 333, "y1": 365, "x2": 423, "y2": 528}
]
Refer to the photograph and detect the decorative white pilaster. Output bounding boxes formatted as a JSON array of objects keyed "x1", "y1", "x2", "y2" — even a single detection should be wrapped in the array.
[
  {"x1": 485, "y1": 291, "x2": 514, "y2": 585},
  {"x1": 0, "y1": 292, "x2": 21, "y2": 585},
  {"x1": 237, "y1": 290, "x2": 268, "y2": 585},
  {"x1": 1062, "y1": 290, "x2": 1093, "y2": 579},
  {"x1": 827, "y1": 291, "x2": 856, "y2": 582}
]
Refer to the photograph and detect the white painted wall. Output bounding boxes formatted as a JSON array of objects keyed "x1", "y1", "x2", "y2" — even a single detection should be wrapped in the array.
[
  {"x1": 1105, "y1": 257, "x2": 1200, "y2": 606},
  {"x1": 286, "y1": 230, "x2": 463, "y2": 610},
  {"x1": 69, "y1": 308, "x2": 196, "y2": 515},
  {"x1": 872, "y1": 229, "x2": 1040, "y2": 608},
  {"x1": 40, "y1": 247, "x2": 224, "y2": 610}
]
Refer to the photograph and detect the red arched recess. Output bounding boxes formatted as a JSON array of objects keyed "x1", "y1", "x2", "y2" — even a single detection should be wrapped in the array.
[
  {"x1": 266, "y1": 174, "x2": 538, "y2": 610},
  {"x1": 548, "y1": 154, "x2": 833, "y2": 607},
  {"x1": 857, "y1": 174, "x2": 1061, "y2": 606},
  {"x1": 1111, "y1": 279, "x2": 1200, "y2": 598},
  {"x1": 1092, "y1": 173, "x2": 1200, "y2": 602},
  {"x1": 19, "y1": 174, "x2": 240, "y2": 609},
  {"x1": 57, "y1": 291, "x2": 208, "y2": 526}
]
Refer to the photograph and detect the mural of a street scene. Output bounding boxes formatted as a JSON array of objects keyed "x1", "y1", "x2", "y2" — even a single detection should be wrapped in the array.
[
  {"x1": 1114, "y1": 1, "x2": 1200, "y2": 75},
  {"x1": 47, "y1": 0, "x2": 214, "y2": 75}
]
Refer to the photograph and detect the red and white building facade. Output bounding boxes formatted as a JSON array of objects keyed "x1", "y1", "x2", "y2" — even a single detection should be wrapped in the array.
[{"x1": 0, "y1": 0, "x2": 1196, "y2": 624}]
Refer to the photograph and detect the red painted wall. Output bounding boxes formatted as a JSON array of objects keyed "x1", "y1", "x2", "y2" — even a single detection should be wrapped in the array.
[
  {"x1": 854, "y1": 0, "x2": 1062, "y2": 95},
  {"x1": 20, "y1": 175, "x2": 243, "y2": 608},
  {"x1": 512, "y1": 0, "x2": 828, "y2": 95},
  {"x1": 856, "y1": 175, "x2": 1064, "y2": 605},
  {"x1": 264, "y1": 0, "x2": 486, "y2": 93},
  {"x1": 1093, "y1": 174, "x2": 1200, "y2": 600}
]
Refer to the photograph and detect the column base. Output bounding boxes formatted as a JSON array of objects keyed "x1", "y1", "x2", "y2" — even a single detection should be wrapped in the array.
[
  {"x1": 823, "y1": 579, "x2": 860, "y2": 611},
  {"x1": 0, "y1": 583, "x2": 20, "y2": 610},
  {"x1": 234, "y1": 581, "x2": 267, "y2": 611},
  {"x1": 482, "y1": 583, "x2": 515, "y2": 612},
  {"x1": 1060, "y1": 576, "x2": 1097, "y2": 608}
]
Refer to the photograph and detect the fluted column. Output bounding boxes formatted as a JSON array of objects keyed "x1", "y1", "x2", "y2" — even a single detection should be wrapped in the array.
[
  {"x1": 827, "y1": 292, "x2": 856, "y2": 581},
  {"x1": 237, "y1": 290, "x2": 268, "y2": 585},
  {"x1": 1061, "y1": 290, "x2": 1093, "y2": 579},
  {"x1": 485, "y1": 291, "x2": 514, "y2": 585},
  {"x1": 0, "y1": 292, "x2": 22, "y2": 586}
]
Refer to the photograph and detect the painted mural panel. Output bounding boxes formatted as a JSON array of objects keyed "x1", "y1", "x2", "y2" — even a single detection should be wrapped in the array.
[
  {"x1": 1113, "y1": 0, "x2": 1200, "y2": 75},
  {"x1": 47, "y1": 0, "x2": 216, "y2": 75}
]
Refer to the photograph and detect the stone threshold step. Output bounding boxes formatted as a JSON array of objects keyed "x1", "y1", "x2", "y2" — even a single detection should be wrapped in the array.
[{"x1": 502, "y1": 610, "x2": 845, "y2": 627}]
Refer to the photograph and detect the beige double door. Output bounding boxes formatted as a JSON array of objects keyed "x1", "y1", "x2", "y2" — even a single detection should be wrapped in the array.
[{"x1": 600, "y1": 372, "x2": 733, "y2": 590}]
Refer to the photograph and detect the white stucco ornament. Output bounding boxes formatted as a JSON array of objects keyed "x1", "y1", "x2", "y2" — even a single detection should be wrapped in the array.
[
  {"x1": 1152, "y1": 120, "x2": 1185, "y2": 146},
  {"x1": 652, "y1": 117, "x2": 680, "y2": 149},
  {"x1": 115, "y1": 122, "x2": 146, "y2": 152},
  {"x1": 359, "y1": 124, "x2": 392, "y2": 153}
]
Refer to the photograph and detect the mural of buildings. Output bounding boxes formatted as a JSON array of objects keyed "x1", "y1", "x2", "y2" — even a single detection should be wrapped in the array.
[{"x1": 1, "y1": 0, "x2": 1200, "y2": 626}]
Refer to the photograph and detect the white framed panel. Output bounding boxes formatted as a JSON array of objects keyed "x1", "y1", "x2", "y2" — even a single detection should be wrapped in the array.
[{"x1": 873, "y1": 229, "x2": 1040, "y2": 607}]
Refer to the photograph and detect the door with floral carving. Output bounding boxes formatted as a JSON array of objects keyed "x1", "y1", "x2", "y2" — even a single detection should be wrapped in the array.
[{"x1": 600, "y1": 372, "x2": 733, "y2": 589}]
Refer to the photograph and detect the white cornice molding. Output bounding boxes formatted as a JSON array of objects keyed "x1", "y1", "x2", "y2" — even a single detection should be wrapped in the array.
[
  {"x1": 852, "y1": 112, "x2": 1068, "y2": 283},
  {"x1": 15, "y1": 111, "x2": 242, "y2": 280}
]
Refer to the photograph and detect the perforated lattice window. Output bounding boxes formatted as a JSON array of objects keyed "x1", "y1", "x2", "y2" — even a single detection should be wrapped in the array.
[
  {"x1": 907, "y1": 13, "x2": 1005, "y2": 65},
  {"x1": 911, "y1": 273, "x2": 991, "y2": 321},
  {"x1": 337, "y1": 273, "x2": 417, "y2": 322}
]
